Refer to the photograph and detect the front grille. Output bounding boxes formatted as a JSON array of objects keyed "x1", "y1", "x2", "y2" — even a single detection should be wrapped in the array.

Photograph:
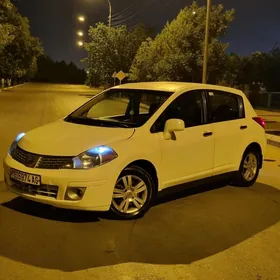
[
  {"x1": 36, "y1": 156, "x2": 73, "y2": 169},
  {"x1": 11, "y1": 180, "x2": 59, "y2": 199},
  {"x1": 11, "y1": 145, "x2": 73, "y2": 169},
  {"x1": 11, "y1": 146, "x2": 40, "y2": 168}
]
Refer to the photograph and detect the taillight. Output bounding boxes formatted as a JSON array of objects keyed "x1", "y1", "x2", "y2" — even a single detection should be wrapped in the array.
[{"x1": 253, "y1": 117, "x2": 266, "y2": 129}]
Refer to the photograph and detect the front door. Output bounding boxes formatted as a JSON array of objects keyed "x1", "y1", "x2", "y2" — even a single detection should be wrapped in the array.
[{"x1": 152, "y1": 90, "x2": 215, "y2": 188}]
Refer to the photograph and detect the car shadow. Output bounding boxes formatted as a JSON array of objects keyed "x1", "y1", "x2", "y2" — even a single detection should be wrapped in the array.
[
  {"x1": 155, "y1": 177, "x2": 228, "y2": 206},
  {"x1": 2, "y1": 197, "x2": 101, "y2": 223},
  {"x1": 1, "y1": 181, "x2": 280, "y2": 272},
  {"x1": 1, "y1": 178, "x2": 228, "y2": 223}
]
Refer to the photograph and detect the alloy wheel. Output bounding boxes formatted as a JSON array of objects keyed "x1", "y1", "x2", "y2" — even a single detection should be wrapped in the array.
[
  {"x1": 112, "y1": 175, "x2": 148, "y2": 214},
  {"x1": 242, "y1": 153, "x2": 258, "y2": 182}
]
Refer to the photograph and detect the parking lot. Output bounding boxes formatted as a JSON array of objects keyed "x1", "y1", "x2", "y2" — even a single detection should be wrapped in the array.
[{"x1": 1, "y1": 83, "x2": 280, "y2": 280}]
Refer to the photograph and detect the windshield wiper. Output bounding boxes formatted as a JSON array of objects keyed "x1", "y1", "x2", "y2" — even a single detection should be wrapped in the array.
[
  {"x1": 92, "y1": 118, "x2": 133, "y2": 128},
  {"x1": 65, "y1": 116, "x2": 133, "y2": 128}
]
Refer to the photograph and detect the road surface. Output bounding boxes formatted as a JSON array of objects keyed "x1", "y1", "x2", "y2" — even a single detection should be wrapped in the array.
[{"x1": 1, "y1": 83, "x2": 280, "y2": 280}]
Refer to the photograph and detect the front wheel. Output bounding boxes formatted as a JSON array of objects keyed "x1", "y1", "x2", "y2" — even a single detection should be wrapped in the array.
[
  {"x1": 110, "y1": 165, "x2": 156, "y2": 219},
  {"x1": 233, "y1": 149, "x2": 261, "y2": 187}
]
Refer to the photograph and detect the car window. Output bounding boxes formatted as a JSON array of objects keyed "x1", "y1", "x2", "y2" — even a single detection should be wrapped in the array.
[
  {"x1": 207, "y1": 91, "x2": 245, "y2": 123},
  {"x1": 151, "y1": 90, "x2": 204, "y2": 133},
  {"x1": 66, "y1": 89, "x2": 172, "y2": 128}
]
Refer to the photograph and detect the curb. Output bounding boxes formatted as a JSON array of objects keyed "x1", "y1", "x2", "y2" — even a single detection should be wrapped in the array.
[
  {"x1": 0, "y1": 82, "x2": 28, "y2": 91},
  {"x1": 266, "y1": 133, "x2": 280, "y2": 148}
]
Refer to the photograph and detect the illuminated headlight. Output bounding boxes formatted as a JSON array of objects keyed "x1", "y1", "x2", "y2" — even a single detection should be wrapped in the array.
[
  {"x1": 70, "y1": 146, "x2": 118, "y2": 169},
  {"x1": 8, "y1": 132, "x2": 25, "y2": 155}
]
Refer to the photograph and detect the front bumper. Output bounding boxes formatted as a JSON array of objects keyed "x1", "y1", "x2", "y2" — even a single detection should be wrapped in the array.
[{"x1": 3, "y1": 154, "x2": 119, "y2": 211}]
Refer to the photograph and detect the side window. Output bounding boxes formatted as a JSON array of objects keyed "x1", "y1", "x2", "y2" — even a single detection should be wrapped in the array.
[
  {"x1": 151, "y1": 91, "x2": 204, "y2": 133},
  {"x1": 207, "y1": 91, "x2": 245, "y2": 123}
]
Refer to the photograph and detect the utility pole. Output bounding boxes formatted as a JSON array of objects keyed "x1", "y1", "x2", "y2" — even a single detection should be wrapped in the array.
[{"x1": 202, "y1": 0, "x2": 211, "y2": 84}]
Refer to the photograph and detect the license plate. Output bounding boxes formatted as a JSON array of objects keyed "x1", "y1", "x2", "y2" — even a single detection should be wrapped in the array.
[{"x1": 10, "y1": 169, "x2": 41, "y2": 186}]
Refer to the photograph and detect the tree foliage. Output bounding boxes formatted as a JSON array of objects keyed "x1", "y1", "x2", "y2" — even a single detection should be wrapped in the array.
[
  {"x1": 85, "y1": 22, "x2": 153, "y2": 86},
  {"x1": 222, "y1": 48, "x2": 280, "y2": 92},
  {"x1": 82, "y1": 2, "x2": 280, "y2": 92},
  {"x1": 0, "y1": 0, "x2": 15, "y2": 50},
  {"x1": 0, "y1": 0, "x2": 43, "y2": 82},
  {"x1": 246, "y1": 48, "x2": 280, "y2": 92},
  {"x1": 34, "y1": 56, "x2": 86, "y2": 84},
  {"x1": 130, "y1": 2, "x2": 234, "y2": 83}
]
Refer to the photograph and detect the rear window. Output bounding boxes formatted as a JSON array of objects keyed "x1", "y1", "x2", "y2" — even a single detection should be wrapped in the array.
[{"x1": 207, "y1": 90, "x2": 245, "y2": 123}]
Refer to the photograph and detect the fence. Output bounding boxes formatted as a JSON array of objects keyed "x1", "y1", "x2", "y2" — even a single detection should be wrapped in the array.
[{"x1": 248, "y1": 92, "x2": 280, "y2": 111}]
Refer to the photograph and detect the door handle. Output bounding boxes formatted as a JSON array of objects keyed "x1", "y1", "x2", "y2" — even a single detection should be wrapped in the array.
[
  {"x1": 240, "y1": 125, "x2": 247, "y2": 130},
  {"x1": 203, "y1": 131, "x2": 213, "y2": 137}
]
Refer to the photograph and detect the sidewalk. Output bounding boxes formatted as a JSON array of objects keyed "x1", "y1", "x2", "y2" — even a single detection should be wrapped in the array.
[
  {"x1": 256, "y1": 109, "x2": 280, "y2": 122},
  {"x1": 266, "y1": 134, "x2": 280, "y2": 148},
  {"x1": 256, "y1": 109, "x2": 280, "y2": 132},
  {"x1": 255, "y1": 109, "x2": 280, "y2": 147}
]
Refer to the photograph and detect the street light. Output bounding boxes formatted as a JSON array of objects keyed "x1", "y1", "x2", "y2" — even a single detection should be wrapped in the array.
[
  {"x1": 78, "y1": 16, "x2": 85, "y2": 22},
  {"x1": 77, "y1": 31, "x2": 84, "y2": 37},
  {"x1": 202, "y1": 0, "x2": 211, "y2": 84},
  {"x1": 77, "y1": 41, "x2": 84, "y2": 47}
]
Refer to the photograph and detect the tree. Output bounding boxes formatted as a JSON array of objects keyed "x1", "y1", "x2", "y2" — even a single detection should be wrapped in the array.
[
  {"x1": 0, "y1": 0, "x2": 15, "y2": 51},
  {"x1": 263, "y1": 47, "x2": 280, "y2": 91},
  {"x1": 0, "y1": 0, "x2": 43, "y2": 82},
  {"x1": 34, "y1": 56, "x2": 86, "y2": 84},
  {"x1": 221, "y1": 53, "x2": 247, "y2": 87},
  {"x1": 130, "y1": 2, "x2": 234, "y2": 83},
  {"x1": 222, "y1": 50, "x2": 280, "y2": 92},
  {"x1": 84, "y1": 22, "x2": 152, "y2": 86}
]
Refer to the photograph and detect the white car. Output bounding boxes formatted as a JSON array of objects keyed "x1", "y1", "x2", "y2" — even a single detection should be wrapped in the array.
[{"x1": 3, "y1": 82, "x2": 266, "y2": 219}]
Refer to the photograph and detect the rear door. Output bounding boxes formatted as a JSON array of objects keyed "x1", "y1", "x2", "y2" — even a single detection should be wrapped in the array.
[{"x1": 206, "y1": 90, "x2": 248, "y2": 174}]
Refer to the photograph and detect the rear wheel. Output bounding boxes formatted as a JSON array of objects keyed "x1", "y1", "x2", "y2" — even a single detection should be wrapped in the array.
[
  {"x1": 234, "y1": 149, "x2": 261, "y2": 187},
  {"x1": 110, "y1": 165, "x2": 156, "y2": 219}
]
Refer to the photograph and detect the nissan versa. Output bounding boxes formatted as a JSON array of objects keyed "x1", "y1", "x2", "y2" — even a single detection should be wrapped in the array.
[{"x1": 3, "y1": 82, "x2": 266, "y2": 219}]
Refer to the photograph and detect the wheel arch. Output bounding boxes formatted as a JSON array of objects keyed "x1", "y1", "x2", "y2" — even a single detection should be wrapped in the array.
[
  {"x1": 122, "y1": 159, "x2": 159, "y2": 192},
  {"x1": 243, "y1": 142, "x2": 263, "y2": 168}
]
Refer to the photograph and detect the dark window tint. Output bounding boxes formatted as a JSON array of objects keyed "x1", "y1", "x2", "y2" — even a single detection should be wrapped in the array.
[
  {"x1": 151, "y1": 91, "x2": 203, "y2": 132},
  {"x1": 207, "y1": 91, "x2": 245, "y2": 123}
]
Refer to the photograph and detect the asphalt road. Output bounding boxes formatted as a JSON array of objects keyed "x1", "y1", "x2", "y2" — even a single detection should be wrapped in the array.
[{"x1": 1, "y1": 83, "x2": 280, "y2": 280}]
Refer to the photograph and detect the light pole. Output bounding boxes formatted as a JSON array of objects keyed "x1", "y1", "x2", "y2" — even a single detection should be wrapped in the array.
[
  {"x1": 106, "y1": 0, "x2": 112, "y2": 27},
  {"x1": 202, "y1": 0, "x2": 211, "y2": 84}
]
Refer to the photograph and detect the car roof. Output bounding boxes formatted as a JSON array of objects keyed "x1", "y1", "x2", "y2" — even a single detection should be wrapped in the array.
[{"x1": 113, "y1": 82, "x2": 243, "y2": 95}]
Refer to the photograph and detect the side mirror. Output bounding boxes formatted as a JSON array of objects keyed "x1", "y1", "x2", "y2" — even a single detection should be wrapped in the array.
[{"x1": 163, "y1": 119, "x2": 185, "y2": 140}]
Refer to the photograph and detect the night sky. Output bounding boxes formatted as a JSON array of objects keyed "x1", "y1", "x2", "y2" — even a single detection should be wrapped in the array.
[{"x1": 14, "y1": 0, "x2": 280, "y2": 68}]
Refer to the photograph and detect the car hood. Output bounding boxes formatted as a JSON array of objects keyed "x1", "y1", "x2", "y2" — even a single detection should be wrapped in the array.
[{"x1": 18, "y1": 120, "x2": 135, "y2": 156}]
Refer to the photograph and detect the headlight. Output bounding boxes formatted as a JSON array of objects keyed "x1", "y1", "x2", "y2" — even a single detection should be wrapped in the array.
[
  {"x1": 9, "y1": 132, "x2": 25, "y2": 155},
  {"x1": 70, "y1": 146, "x2": 118, "y2": 169}
]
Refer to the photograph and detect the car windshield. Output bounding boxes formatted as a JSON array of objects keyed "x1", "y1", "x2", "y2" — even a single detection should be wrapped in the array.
[{"x1": 65, "y1": 88, "x2": 172, "y2": 128}]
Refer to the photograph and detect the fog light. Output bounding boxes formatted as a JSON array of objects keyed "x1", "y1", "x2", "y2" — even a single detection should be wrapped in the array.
[{"x1": 65, "y1": 187, "x2": 86, "y2": 201}]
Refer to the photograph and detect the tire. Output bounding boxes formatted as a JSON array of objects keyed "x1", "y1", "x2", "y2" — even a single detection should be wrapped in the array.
[
  {"x1": 233, "y1": 149, "x2": 261, "y2": 187},
  {"x1": 110, "y1": 165, "x2": 156, "y2": 219}
]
